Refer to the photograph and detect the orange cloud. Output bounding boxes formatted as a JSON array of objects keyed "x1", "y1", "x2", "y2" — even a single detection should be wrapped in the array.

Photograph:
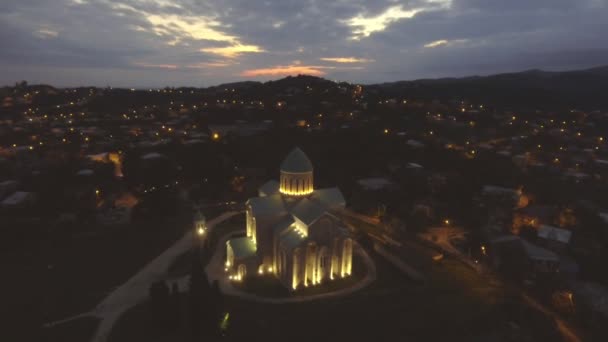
[
  {"x1": 320, "y1": 57, "x2": 374, "y2": 63},
  {"x1": 240, "y1": 65, "x2": 329, "y2": 77},
  {"x1": 200, "y1": 44, "x2": 264, "y2": 58}
]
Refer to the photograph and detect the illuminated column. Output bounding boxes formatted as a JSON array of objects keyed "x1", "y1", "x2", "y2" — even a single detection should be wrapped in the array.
[
  {"x1": 341, "y1": 239, "x2": 352, "y2": 276},
  {"x1": 305, "y1": 244, "x2": 317, "y2": 285},
  {"x1": 346, "y1": 240, "x2": 352, "y2": 275},
  {"x1": 280, "y1": 171, "x2": 314, "y2": 196},
  {"x1": 292, "y1": 249, "x2": 300, "y2": 290},
  {"x1": 246, "y1": 207, "x2": 252, "y2": 238},
  {"x1": 251, "y1": 217, "x2": 256, "y2": 244}
]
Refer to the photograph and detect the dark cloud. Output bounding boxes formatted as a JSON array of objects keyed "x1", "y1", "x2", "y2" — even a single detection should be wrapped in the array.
[{"x1": 0, "y1": 0, "x2": 606, "y2": 86}]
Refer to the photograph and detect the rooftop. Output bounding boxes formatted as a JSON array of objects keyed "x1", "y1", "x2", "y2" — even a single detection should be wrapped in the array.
[
  {"x1": 228, "y1": 237, "x2": 257, "y2": 259},
  {"x1": 538, "y1": 224, "x2": 572, "y2": 244},
  {"x1": 280, "y1": 147, "x2": 313, "y2": 173}
]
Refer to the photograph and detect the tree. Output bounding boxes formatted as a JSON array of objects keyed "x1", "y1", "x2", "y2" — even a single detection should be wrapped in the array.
[
  {"x1": 209, "y1": 280, "x2": 224, "y2": 336},
  {"x1": 148, "y1": 280, "x2": 170, "y2": 330},
  {"x1": 188, "y1": 253, "x2": 210, "y2": 341},
  {"x1": 168, "y1": 282, "x2": 180, "y2": 331}
]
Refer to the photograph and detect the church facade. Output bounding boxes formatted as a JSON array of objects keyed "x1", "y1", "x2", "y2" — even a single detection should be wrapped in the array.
[{"x1": 225, "y1": 148, "x2": 353, "y2": 290}]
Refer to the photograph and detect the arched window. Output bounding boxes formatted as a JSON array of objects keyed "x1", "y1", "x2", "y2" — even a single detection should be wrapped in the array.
[{"x1": 317, "y1": 246, "x2": 330, "y2": 282}]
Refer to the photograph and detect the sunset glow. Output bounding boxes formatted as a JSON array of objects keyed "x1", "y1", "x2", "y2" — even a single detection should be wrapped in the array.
[{"x1": 241, "y1": 65, "x2": 328, "y2": 77}]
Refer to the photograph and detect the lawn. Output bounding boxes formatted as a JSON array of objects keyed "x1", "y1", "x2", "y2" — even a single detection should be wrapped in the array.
[
  {"x1": 1, "y1": 207, "x2": 192, "y2": 341},
  {"x1": 41, "y1": 316, "x2": 100, "y2": 342}
]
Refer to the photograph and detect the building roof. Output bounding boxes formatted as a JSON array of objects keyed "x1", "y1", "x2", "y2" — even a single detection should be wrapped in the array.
[
  {"x1": 247, "y1": 194, "x2": 286, "y2": 218},
  {"x1": 521, "y1": 239, "x2": 559, "y2": 261},
  {"x1": 259, "y1": 180, "x2": 280, "y2": 197},
  {"x1": 279, "y1": 228, "x2": 306, "y2": 251},
  {"x1": 310, "y1": 187, "x2": 345, "y2": 208},
  {"x1": 538, "y1": 224, "x2": 572, "y2": 244},
  {"x1": 280, "y1": 147, "x2": 313, "y2": 173},
  {"x1": 357, "y1": 177, "x2": 395, "y2": 191},
  {"x1": 1, "y1": 191, "x2": 33, "y2": 206},
  {"x1": 490, "y1": 234, "x2": 559, "y2": 262},
  {"x1": 517, "y1": 205, "x2": 557, "y2": 220},
  {"x1": 290, "y1": 198, "x2": 326, "y2": 226},
  {"x1": 141, "y1": 152, "x2": 165, "y2": 160},
  {"x1": 76, "y1": 169, "x2": 94, "y2": 176},
  {"x1": 228, "y1": 237, "x2": 257, "y2": 259},
  {"x1": 273, "y1": 215, "x2": 295, "y2": 235}
]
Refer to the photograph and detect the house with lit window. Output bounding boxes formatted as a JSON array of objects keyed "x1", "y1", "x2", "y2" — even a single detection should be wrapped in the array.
[{"x1": 225, "y1": 147, "x2": 353, "y2": 290}]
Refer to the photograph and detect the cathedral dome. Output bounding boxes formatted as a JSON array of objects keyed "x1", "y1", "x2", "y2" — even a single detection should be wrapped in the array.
[
  {"x1": 280, "y1": 147, "x2": 313, "y2": 196},
  {"x1": 280, "y1": 147, "x2": 313, "y2": 173}
]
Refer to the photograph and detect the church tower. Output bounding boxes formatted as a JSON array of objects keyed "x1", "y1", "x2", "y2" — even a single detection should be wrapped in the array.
[{"x1": 279, "y1": 147, "x2": 314, "y2": 196}]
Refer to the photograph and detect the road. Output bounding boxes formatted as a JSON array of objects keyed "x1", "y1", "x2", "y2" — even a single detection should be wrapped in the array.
[
  {"x1": 418, "y1": 226, "x2": 481, "y2": 271},
  {"x1": 522, "y1": 293, "x2": 582, "y2": 342}
]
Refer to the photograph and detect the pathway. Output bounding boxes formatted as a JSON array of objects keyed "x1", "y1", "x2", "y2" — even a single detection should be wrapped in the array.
[{"x1": 522, "y1": 294, "x2": 582, "y2": 342}]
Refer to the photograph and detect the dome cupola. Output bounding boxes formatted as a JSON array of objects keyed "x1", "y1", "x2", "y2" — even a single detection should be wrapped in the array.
[{"x1": 279, "y1": 147, "x2": 313, "y2": 196}]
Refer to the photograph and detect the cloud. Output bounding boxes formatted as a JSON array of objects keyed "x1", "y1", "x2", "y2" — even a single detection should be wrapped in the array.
[
  {"x1": 320, "y1": 57, "x2": 374, "y2": 63},
  {"x1": 134, "y1": 62, "x2": 178, "y2": 69},
  {"x1": 342, "y1": 6, "x2": 422, "y2": 40},
  {"x1": 0, "y1": 0, "x2": 607, "y2": 86},
  {"x1": 144, "y1": 13, "x2": 236, "y2": 43},
  {"x1": 423, "y1": 39, "x2": 469, "y2": 48},
  {"x1": 200, "y1": 44, "x2": 265, "y2": 58},
  {"x1": 241, "y1": 64, "x2": 331, "y2": 77},
  {"x1": 342, "y1": 1, "x2": 453, "y2": 39},
  {"x1": 34, "y1": 28, "x2": 59, "y2": 39},
  {"x1": 134, "y1": 61, "x2": 231, "y2": 70}
]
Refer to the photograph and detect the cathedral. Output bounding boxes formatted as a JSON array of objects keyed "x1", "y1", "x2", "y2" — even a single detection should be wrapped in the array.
[{"x1": 225, "y1": 148, "x2": 353, "y2": 290}]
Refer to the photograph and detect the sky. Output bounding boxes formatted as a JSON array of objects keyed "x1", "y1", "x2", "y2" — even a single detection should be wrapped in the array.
[{"x1": 1, "y1": 0, "x2": 607, "y2": 87}]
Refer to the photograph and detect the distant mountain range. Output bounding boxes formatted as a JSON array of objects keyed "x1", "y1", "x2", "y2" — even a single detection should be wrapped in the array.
[
  {"x1": 5, "y1": 65, "x2": 608, "y2": 110},
  {"x1": 367, "y1": 65, "x2": 608, "y2": 108},
  {"x1": 211, "y1": 65, "x2": 608, "y2": 109}
]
